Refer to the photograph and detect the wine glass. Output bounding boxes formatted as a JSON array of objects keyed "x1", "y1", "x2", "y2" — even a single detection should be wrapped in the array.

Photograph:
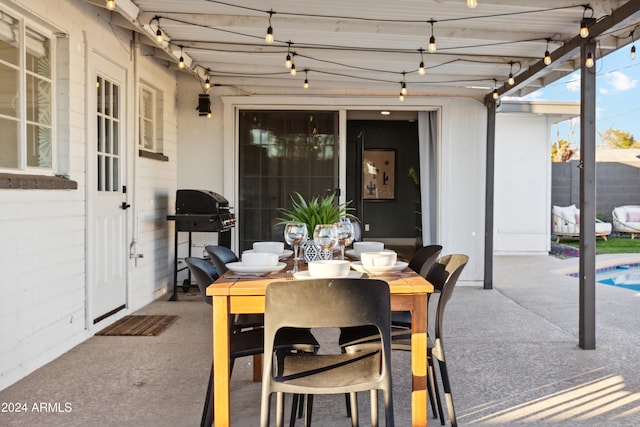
[
  {"x1": 284, "y1": 222, "x2": 307, "y2": 272},
  {"x1": 335, "y1": 218, "x2": 355, "y2": 260},
  {"x1": 313, "y1": 224, "x2": 338, "y2": 260}
]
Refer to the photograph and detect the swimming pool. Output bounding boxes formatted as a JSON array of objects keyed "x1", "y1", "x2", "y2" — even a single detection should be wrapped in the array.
[{"x1": 569, "y1": 263, "x2": 640, "y2": 291}]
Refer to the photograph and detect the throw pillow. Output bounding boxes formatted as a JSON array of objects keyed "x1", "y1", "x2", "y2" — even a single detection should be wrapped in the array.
[{"x1": 627, "y1": 211, "x2": 640, "y2": 222}]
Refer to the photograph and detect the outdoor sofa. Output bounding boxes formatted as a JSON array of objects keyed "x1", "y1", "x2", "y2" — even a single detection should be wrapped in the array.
[
  {"x1": 612, "y1": 205, "x2": 640, "y2": 239},
  {"x1": 552, "y1": 205, "x2": 612, "y2": 242}
]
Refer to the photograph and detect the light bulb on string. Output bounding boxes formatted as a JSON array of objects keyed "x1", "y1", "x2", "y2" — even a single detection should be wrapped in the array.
[
  {"x1": 303, "y1": 70, "x2": 309, "y2": 89},
  {"x1": 418, "y1": 48, "x2": 425, "y2": 75},
  {"x1": 580, "y1": 6, "x2": 595, "y2": 39},
  {"x1": 399, "y1": 92, "x2": 405, "y2": 102},
  {"x1": 400, "y1": 73, "x2": 408, "y2": 96},
  {"x1": 585, "y1": 52, "x2": 594, "y2": 68},
  {"x1": 467, "y1": 0, "x2": 477, "y2": 8},
  {"x1": 106, "y1": 0, "x2": 115, "y2": 10},
  {"x1": 507, "y1": 62, "x2": 515, "y2": 86},
  {"x1": 265, "y1": 11, "x2": 274, "y2": 44},
  {"x1": 285, "y1": 42, "x2": 292, "y2": 69},
  {"x1": 428, "y1": 20, "x2": 437, "y2": 53},
  {"x1": 205, "y1": 72, "x2": 211, "y2": 90},
  {"x1": 492, "y1": 80, "x2": 499, "y2": 100},
  {"x1": 154, "y1": 17, "x2": 163, "y2": 43},
  {"x1": 290, "y1": 62, "x2": 296, "y2": 76},
  {"x1": 178, "y1": 46, "x2": 185, "y2": 69},
  {"x1": 543, "y1": 38, "x2": 552, "y2": 65},
  {"x1": 631, "y1": 45, "x2": 636, "y2": 60}
]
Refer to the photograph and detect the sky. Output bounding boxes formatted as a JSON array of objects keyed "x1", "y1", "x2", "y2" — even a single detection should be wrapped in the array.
[{"x1": 512, "y1": 45, "x2": 640, "y2": 148}]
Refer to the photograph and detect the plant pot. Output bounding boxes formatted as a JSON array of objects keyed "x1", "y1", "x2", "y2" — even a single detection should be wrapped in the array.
[{"x1": 302, "y1": 240, "x2": 324, "y2": 263}]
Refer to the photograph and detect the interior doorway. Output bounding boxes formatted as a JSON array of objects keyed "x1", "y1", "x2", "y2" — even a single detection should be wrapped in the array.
[{"x1": 346, "y1": 111, "x2": 421, "y2": 259}]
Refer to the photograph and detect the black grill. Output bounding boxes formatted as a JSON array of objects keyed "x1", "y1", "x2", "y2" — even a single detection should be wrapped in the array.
[{"x1": 167, "y1": 190, "x2": 235, "y2": 300}]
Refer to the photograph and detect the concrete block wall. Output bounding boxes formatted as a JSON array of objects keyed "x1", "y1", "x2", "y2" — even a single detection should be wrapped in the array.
[{"x1": 552, "y1": 160, "x2": 640, "y2": 221}]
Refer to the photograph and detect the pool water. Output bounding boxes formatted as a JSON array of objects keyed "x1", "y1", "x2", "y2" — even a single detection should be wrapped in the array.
[
  {"x1": 568, "y1": 263, "x2": 640, "y2": 291},
  {"x1": 596, "y1": 264, "x2": 640, "y2": 291}
]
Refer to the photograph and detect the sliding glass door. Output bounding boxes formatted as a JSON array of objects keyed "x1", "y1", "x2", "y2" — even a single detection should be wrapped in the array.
[{"x1": 238, "y1": 110, "x2": 339, "y2": 251}]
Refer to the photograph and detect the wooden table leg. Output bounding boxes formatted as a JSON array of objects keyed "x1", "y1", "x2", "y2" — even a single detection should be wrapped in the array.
[
  {"x1": 411, "y1": 294, "x2": 428, "y2": 426},
  {"x1": 212, "y1": 296, "x2": 231, "y2": 426}
]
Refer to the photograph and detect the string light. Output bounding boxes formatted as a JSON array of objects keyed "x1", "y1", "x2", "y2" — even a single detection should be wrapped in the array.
[
  {"x1": 154, "y1": 17, "x2": 163, "y2": 43},
  {"x1": 303, "y1": 69, "x2": 309, "y2": 89},
  {"x1": 106, "y1": 0, "x2": 115, "y2": 10},
  {"x1": 585, "y1": 51, "x2": 594, "y2": 68},
  {"x1": 290, "y1": 59, "x2": 297, "y2": 76},
  {"x1": 205, "y1": 69, "x2": 211, "y2": 90},
  {"x1": 631, "y1": 30, "x2": 636, "y2": 60},
  {"x1": 428, "y1": 20, "x2": 437, "y2": 53},
  {"x1": 265, "y1": 10, "x2": 274, "y2": 44},
  {"x1": 467, "y1": 0, "x2": 478, "y2": 8},
  {"x1": 418, "y1": 48, "x2": 425, "y2": 75},
  {"x1": 399, "y1": 92, "x2": 405, "y2": 102},
  {"x1": 543, "y1": 38, "x2": 552, "y2": 65},
  {"x1": 580, "y1": 6, "x2": 595, "y2": 39},
  {"x1": 285, "y1": 42, "x2": 292, "y2": 69},
  {"x1": 492, "y1": 79, "x2": 499, "y2": 100},
  {"x1": 507, "y1": 62, "x2": 515, "y2": 86},
  {"x1": 178, "y1": 46, "x2": 185, "y2": 69}
]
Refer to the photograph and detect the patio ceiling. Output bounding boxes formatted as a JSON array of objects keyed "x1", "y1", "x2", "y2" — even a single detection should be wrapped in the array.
[{"x1": 88, "y1": 0, "x2": 640, "y2": 102}]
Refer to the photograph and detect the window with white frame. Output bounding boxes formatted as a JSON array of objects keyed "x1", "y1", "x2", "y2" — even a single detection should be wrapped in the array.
[
  {"x1": 139, "y1": 82, "x2": 163, "y2": 154},
  {"x1": 0, "y1": 10, "x2": 54, "y2": 171}
]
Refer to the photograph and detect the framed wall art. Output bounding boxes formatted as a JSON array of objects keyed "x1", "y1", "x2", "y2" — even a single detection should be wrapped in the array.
[{"x1": 363, "y1": 149, "x2": 396, "y2": 200}]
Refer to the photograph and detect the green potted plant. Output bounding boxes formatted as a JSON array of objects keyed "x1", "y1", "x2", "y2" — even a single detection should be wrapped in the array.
[{"x1": 277, "y1": 192, "x2": 355, "y2": 233}]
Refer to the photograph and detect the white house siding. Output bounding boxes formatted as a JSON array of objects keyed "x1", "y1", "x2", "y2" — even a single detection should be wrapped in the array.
[
  {"x1": 0, "y1": 0, "x2": 179, "y2": 390},
  {"x1": 494, "y1": 113, "x2": 554, "y2": 255}
]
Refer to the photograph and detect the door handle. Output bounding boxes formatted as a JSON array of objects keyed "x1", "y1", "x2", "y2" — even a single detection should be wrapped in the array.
[{"x1": 121, "y1": 202, "x2": 131, "y2": 210}]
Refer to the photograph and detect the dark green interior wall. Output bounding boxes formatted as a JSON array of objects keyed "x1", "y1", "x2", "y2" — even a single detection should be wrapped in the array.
[{"x1": 346, "y1": 120, "x2": 421, "y2": 239}]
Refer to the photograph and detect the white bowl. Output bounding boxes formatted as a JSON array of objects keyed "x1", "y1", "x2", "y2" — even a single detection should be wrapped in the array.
[
  {"x1": 307, "y1": 260, "x2": 351, "y2": 278},
  {"x1": 242, "y1": 252, "x2": 279, "y2": 266},
  {"x1": 253, "y1": 241, "x2": 285, "y2": 254},
  {"x1": 353, "y1": 241, "x2": 384, "y2": 254},
  {"x1": 361, "y1": 251, "x2": 397, "y2": 268}
]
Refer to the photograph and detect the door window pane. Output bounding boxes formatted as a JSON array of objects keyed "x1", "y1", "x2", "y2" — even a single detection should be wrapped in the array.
[
  {"x1": 0, "y1": 63, "x2": 19, "y2": 118},
  {"x1": 0, "y1": 14, "x2": 19, "y2": 66},
  {"x1": 238, "y1": 110, "x2": 338, "y2": 251}
]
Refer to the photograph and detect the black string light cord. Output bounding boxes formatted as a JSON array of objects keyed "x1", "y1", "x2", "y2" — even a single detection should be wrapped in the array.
[{"x1": 153, "y1": 2, "x2": 610, "y2": 94}]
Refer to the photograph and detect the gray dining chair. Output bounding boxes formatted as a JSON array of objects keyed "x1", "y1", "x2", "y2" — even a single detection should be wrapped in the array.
[
  {"x1": 260, "y1": 278, "x2": 394, "y2": 427},
  {"x1": 340, "y1": 254, "x2": 468, "y2": 427},
  {"x1": 204, "y1": 245, "x2": 264, "y2": 330},
  {"x1": 184, "y1": 257, "x2": 319, "y2": 427}
]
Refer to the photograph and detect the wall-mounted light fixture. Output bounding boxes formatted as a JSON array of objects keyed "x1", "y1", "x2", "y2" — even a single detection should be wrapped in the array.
[{"x1": 197, "y1": 94, "x2": 211, "y2": 118}]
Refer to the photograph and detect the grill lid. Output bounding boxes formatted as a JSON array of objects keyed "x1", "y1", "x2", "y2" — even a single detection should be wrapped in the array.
[{"x1": 175, "y1": 189, "x2": 229, "y2": 214}]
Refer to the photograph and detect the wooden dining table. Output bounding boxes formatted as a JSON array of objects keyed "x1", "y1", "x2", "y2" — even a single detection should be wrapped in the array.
[{"x1": 205, "y1": 255, "x2": 434, "y2": 426}]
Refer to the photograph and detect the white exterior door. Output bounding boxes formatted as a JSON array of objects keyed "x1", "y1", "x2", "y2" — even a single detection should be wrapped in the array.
[{"x1": 88, "y1": 54, "x2": 128, "y2": 324}]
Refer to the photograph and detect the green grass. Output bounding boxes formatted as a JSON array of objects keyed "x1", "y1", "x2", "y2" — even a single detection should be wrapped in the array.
[{"x1": 558, "y1": 237, "x2": 640, "y2": 254}]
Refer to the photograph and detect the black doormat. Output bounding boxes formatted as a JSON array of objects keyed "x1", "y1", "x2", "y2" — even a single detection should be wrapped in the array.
[{"x1": 96, "y1": 315, "x2": 178, "y2": 336}]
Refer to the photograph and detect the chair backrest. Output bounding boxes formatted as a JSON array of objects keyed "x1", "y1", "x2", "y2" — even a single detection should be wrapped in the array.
[
  {"x1": 265, "y1": 278, "x2": 390, "y2": 330},
  {"x1": 184, "y1": 257, "x2": 219, "y2": 305},
  {"x1": 432, "y1": 254, "x2": 468, "y2": 339},
  {"x1": 204, "y1": 245, "x2": 238, "y2": 274},
  {"x1": 408, "y1": 244, "x2": 443, "y2": 278}
]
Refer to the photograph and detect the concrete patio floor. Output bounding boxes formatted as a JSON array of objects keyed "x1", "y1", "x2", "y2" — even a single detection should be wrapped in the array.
[{"x1": 2, "y1": 254, "x2": 640, "y2": 426}]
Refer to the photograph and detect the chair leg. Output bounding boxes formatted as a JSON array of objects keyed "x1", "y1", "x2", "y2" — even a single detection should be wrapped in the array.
[
  {"x1": 200, "y1": 365, "x2": 213, "y2": 427},
  {"x1": 304, "y1": 394, "x2": 314, "y2": 427},
  {"x1": 290, "y1": 394, "x2": 299, "y2": 427},
  {"x1": 276, "y1": 392, "x2": 285, "y2": 427},
  {"x1": 370, "y1": 389, "x2": 378, "y2": 427},
  {"x1": 383, "y1": 387, "x2": 394, "y2": 427},
  {"x1": 429, "y1": 354, "x2": 445, "y2": 425},
  {"x1": 349, "y1": 392, "x2": 359, "y2": 427},
  {"x1": 427, "y1": 360, "x2": 440, "y2": 418},
  {"x1": 344, "y1": 392, "x2": 352, "y2": 417},
  {"x1": 437, "y1": 359, "x2": 457, "y2": 427}
]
